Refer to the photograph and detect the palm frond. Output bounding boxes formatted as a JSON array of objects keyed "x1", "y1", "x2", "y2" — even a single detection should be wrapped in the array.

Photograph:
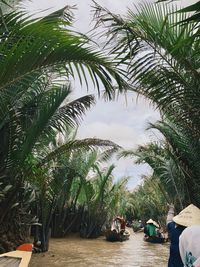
[
  {"x1": 0, "y1": 7, "x2": 126, "y2": 102},
  {"x1": 40, "y1": 138, "x2": 120, "y2": 166}
]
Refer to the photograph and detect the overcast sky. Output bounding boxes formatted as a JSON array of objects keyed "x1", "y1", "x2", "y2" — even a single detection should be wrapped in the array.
[{"x1": 23, "y1": 0, "x2": 196, "y2": 189}]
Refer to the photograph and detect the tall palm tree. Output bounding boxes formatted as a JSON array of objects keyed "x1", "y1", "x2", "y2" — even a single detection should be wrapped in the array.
[
  {"x1": 0, "y1": 5, "x2": 125, "y2": 252},
  {"x1": 94, "y1": 2, "x2": 200, "y2": 207}
]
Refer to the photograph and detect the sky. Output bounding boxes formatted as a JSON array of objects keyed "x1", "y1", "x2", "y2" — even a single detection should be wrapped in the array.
[{"x1": 23, "y1": 0, "x2": 196, "y2": 189}]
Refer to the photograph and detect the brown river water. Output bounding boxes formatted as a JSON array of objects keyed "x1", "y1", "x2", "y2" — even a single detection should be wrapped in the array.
[{"x1": 29, "y1": 232, "x2": 169, "y2": 267}]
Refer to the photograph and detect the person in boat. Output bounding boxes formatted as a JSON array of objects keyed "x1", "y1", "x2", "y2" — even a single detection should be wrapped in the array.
[
  {"x1": 112, "y1": 216, "x2": 126, "y2": 233},
  {"x1": 179, "y1": 225, "x2": 200, "y2": 267},
  {"x1": 156, "y1": 226, "x2": 164, "y2": 238},
  {"x1": 166, "y1": 203, "x2": 200, "y2": 267},
  {"x1": 111, "y1": 217, "x2": 120, "y2": 233},
  {"x1": 117, "y1": 216, "x2": 126, "y2": 233},
  {"x1": 32, "y1": 240, "x2": 42, "y2": 253},
  {"x1": 126, "y1": 220, "x2": 133, "y2": 228},
  {"x1": 119, "y1": 217, "x2": 126, "y2": 232},
  {"x1": 144, "y1": 219, "x2": 158, "y2": 237},
  {"x1": 139, "y1": 220, "x2": 144, "y2": 229}
]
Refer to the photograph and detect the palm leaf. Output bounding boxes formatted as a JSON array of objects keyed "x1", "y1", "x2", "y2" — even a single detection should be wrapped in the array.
[
  {"x1": 40, "y1": 138, "x2": 120, "y2": 166},
  {"x1": 0, "y1": 7, "x2": 126, "y2": 102}
]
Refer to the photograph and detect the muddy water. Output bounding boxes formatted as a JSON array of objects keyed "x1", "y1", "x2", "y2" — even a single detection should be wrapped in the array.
[{"x1": 29, "y1": 232, "x2": 169, "y2": 267}]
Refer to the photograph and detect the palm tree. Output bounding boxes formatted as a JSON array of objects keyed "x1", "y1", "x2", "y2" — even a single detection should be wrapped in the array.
[
  {"x1": 79, "y1": 164, "x2": 130, "y2": 238},
  {"x1": 94, "y1": 2, "x2": 200, "y2": 207},
  {"x1": 51, "y1": 150, "x2": 100, "y2": 238},
  {"x1": 120, "y1": 141, "x2": 186, "y2": 207},
  {"x1": 33, "y1": 145, "x2": 120, "y2": 250},
  {"x1": 94, "y1": 1, "x2": 199, "y2": 126},
  {"x1": 0, "y1": 5, "x2": 125, "y2": 252},
  {"x1": 128, "y1": 174, "x2": 167, "y2": 227}
]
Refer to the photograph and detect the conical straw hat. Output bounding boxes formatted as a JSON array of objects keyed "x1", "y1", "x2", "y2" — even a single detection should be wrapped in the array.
[
  {"x1": 146, "y1": 219, "x2": 154, "y2": 224},
  {"x1": 153, "y1": 220, "x2": 159, "y2": 228},
  {"x1": 173, "y1": 204, "x2": 200, "y2": 227},
  {"x1": 146, "y1": 219, "x2": 159, "y2": 227}
]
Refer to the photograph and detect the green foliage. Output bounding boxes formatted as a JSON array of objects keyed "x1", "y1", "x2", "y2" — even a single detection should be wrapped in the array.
[
  {"x1": 0, "y1": 4, "x2": 126, "y2": 251},
  {"x1": 156, "y1": 1, "x2": 200, "y2": 24},
  {"x1": 95, "y1": 1, "x2": 200, "y2": 211},
  {"x1": 128, "y1": 175, "x2": 167, "y2": 227},
  {"x1": 78, "y1": 163, "x2": 130, "y2": 238}
]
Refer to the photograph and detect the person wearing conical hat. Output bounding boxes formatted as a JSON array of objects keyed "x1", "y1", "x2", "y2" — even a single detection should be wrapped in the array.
[
  {"x1": 153, "y1": 220, "x2": 159, "y2": 228},
  {"x1": 166, "y1": 203, "x2": 200, "y2": 267},
  {"x1": 144, "y1": 218, "x2": 158, "y2": 237},
  {"x1": 173, "y1": 204, "x2": 200, "y2": 227}
]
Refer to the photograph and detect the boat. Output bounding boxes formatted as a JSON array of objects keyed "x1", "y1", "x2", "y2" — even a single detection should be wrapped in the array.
[
  {"x1": 143, "y1": 235, "x2": 166, "y2": 244},
  {"x1": 0, "y1": 243, "x2": 32, "y2": 267},
  {"x1": 105, "y1": 229, "x2": 130, "y2": 242},
  {"x1": 134, "y1": 227, "x2": 144, "y2": 233}
]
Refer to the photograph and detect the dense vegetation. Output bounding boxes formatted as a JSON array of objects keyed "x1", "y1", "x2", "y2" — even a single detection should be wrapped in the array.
[
  {"x1": 1, "y1": 0, "x2": 200, "y2": 254},
  {"x1": 95, "y1": 0, "x2": 200, "y2": 222},
  {"x1": 0, "y1": 1, "x2": 128, "y2": 252}
]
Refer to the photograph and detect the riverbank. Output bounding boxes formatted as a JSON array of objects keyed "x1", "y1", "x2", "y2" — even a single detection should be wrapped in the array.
[{"x1": 29, "y1": 232, "x2": 169, "y2": 266}]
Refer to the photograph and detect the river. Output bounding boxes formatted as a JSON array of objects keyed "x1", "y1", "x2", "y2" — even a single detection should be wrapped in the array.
[{"x1": 29, "y1": 232, "x2": 169, "y2": 266}]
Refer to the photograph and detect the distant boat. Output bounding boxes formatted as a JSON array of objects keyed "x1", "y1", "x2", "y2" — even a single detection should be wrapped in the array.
[
  {"x1": 0, "y1": 243, "x2": 32, "y2": 267},
  {"x1": 105, "y1": 229, "x2": 130, "y2": 242},
  {"x1": 143, "y1": 235, "x2": 166, "y2": 244}
]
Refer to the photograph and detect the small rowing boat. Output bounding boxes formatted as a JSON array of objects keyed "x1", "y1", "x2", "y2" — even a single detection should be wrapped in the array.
[
  {"x1": 143, "y1": 235, "x2": 166, "y2": 244},
  {"x1": 0, "y1": 243, "x2": 32, "y2": 267},
  {"x1": 105, "y1": 229, "x2": 130, "y2": 242}
]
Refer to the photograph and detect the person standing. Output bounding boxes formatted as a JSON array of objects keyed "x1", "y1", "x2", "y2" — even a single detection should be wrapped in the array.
[{"x1": 166, "y1": 204, "x2": 200, "y2": 267}]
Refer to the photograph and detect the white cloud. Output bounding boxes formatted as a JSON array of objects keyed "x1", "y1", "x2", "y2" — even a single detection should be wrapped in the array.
[{"x1": 76, "y1": 92, "x2": 160, "y2": 189}]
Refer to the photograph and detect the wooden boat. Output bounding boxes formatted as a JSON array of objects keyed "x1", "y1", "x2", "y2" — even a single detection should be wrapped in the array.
[
  {"x1": 134, "y1": 227, "x2": 144, "y2": 233},
  {"x1": 0, "y1": 243, "x2": 32, "y2": 267},
  {"x1": 105, "y1": 229, "x2": 130, "y2": 242},
  {"x1": 143, "y1": 235, "x2": 166, "y2": 244}
]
